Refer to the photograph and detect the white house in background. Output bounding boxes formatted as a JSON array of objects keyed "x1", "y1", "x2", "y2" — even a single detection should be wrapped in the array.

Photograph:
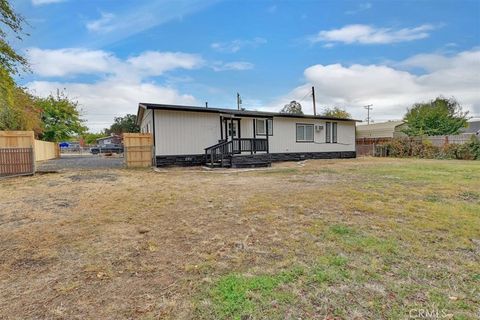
[
  {"x1": 460, "y1": 119, "x2": 480, "y2": 136},
  {"x1": 356, "y1": 120, "x2": 408, "y2": 139},
  {"x1": 96, "y1": 135, "x2": 122, "y2": 146},
  {"x1": 136, "y1": 103, "x2": 359, "y2": 167}
]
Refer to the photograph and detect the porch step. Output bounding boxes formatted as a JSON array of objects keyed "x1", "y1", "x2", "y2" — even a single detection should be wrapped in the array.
[
  {"x1": 231, "y1": 161, "x2": 271, "y2": 168},
  {"x1": 230, "y1": 154, "x2": 271, "y2": 168},
  {"x1": 205, "y1": 158, "x2": 232, "y2": 168}
]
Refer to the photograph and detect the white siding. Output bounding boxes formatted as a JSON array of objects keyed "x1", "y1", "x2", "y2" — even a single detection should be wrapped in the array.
[
  {"x1": 154, "y1": 110, "x2": 220, "y2": 155},
  {"x1": 269, "y1": 117, "x2": 356, "y2": 153},
  {"x1": 140, "y1": 109, "x2": 153, "y2": 134},
  {"x1": 240, "y1": 118, "x2": 254, "y2": 138},
  {"x1": 142, "y1": 109, "x2": 356, "y2": 156}
]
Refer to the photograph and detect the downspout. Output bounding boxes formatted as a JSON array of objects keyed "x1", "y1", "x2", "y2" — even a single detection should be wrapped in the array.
[{"x1": 152, "y1": 109, "x2": 156, "y2": 161}]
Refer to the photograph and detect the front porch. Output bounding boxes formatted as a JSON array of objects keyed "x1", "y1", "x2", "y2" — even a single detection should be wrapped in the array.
[{"x1": 204, "y1": 114, "x2": 273, "y2": 168}]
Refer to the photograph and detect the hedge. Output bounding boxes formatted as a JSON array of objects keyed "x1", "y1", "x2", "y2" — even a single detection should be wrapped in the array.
[{"x1": 381, "y1": 135, "x2": 480, "y2": 160}]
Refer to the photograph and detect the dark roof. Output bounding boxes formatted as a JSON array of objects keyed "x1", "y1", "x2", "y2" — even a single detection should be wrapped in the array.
[
  {"x1": 96, "y1": 135, "x2": 120, "y2": 141},
  {"x1": 137, "y1": 103, "x2": 360, "y2": 122},
  {"x1": 461, "y1": 120, "x2": 480, "y2": 134}
]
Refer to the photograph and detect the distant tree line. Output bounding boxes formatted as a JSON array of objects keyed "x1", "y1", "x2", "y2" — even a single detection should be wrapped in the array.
[{"x1": 281, "y1": 96, "x2": 470, "y2": 137}]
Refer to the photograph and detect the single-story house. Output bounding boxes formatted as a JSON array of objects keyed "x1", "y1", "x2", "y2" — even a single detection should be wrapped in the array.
[
  {"x1": 96, "y1": 135, "x2": 122, "y2": 146},
  {"x1": 136, "y1": 103, "x2": 359, "y2": 167},
  {"x1": 460, "y1": 119, "x2": 480, "y2": 136},
  {"x1": 356, "y1": 120, "x2": 408, "y2": 139}
]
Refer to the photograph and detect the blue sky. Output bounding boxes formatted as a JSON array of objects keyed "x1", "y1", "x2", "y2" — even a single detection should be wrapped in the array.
[{"x1": 12, "y1": 0, "x2": 480, "y2": 131}]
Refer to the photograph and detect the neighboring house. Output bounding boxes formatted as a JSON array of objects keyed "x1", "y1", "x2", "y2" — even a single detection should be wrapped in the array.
[
  {"x1": 356, "y1": 120, "x2": 408, "y2": 139},
  {"x1": 96, "y1": 135, "x2": 122, "y2": 146},
  {"x1": 137, "y1": 103, "x2": 359, "y2": 167},
  {"x1": 460, "y1": 119, "x2": 480, "y2": 136}
]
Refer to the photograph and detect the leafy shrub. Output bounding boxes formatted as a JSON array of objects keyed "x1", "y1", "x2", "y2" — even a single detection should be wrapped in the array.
[
  {"x1": 380, "y1": 135, "x2": 480, "y2": 160},
  {"x1": 440, "y1": 143, "x2": 459, "y2": 159},
  {"x1": 466, "y1": 135, "x2": 480, "y2": 160},
  {"x1": 421, "y1": 140, "x2": 440, "y2": 159}
]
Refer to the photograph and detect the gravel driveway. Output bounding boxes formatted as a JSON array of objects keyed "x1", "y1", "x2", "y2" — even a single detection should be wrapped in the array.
[{"x1": 37, "y1": 154, "x2": 124, "y2": 171}]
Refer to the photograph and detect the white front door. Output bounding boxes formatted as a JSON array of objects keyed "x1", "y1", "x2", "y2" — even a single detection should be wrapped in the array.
[{"x1": 225, "y1": 119, "x2": 240, "y2": 139}]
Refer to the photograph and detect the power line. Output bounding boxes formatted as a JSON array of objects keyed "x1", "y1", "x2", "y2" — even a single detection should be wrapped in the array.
[
  {"x1": 364, "y1": 104, "x2": 373, "y2": 124},
  {"x1": 297, "y1": 90, "x2": 312, "y2": 103}
]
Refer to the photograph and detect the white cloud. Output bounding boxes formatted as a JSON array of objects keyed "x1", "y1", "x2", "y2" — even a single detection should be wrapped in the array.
[
  {"x1": 267, "y1": 5, "x2": 277, "y2": 14},
  {"x1": 26, "y1": 48, "x2": 204, "y2": 79},
  {"x1": 127, "y1": 51, "x2": 204, "y2": 76},
  {"x1": 86, "y1": 13, "x2": 116, "y2": 33},
  {"x1": 265, "y1": 49, "x2": 480, "y2": 122},
  {"x1": 345, "y1": 2, "x2": 372, "y2": 15},
  {"x1": 24, "y1": 47, "x2": 253, "y2": 131},
  {"x1": 211, "y1": 37, "x2": 267, "y2": 53},
  {"x1": 27, "y1": 48, "x2": 119, "y2": 77},
  {"x1": 212, "y1": 61, "x2": 254, "y2": 71},
  {"x1": 28, "y1": 80, "x2": 197, "y2": 132},
  {"x1": 31, "y1": 0, "x2": 65, "y2": 6},
  {"x1": 310, "y1": 24, "x2": 435, "y2": 45},
  {"x1": 80, "y1": 1, "x2": 217, "y2": 46}
]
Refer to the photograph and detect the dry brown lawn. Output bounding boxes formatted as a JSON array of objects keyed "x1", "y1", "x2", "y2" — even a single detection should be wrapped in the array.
[{"x1": 0, "y1": 158, "x2": 479, "y2": 319}]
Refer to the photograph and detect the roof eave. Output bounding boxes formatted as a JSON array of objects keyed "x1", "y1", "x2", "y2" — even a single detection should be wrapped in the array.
[{"x1": 138, "y1": 103, "x2": 361, "y2": 122}]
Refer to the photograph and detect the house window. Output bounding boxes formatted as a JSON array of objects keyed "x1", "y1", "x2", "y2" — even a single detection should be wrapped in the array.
[
  {"x1": 326, "y1": 122, "x2": 338, "y2": 143},
  {"x1": 255, "y1": 119, "x2": 273, "y2": 136},
  {"x1": 296, "y1": 124, "x2": 314, "y2": 142},
  {"x1": 228, "y1": 122, "x2": 237, "y2": 137},
  {"x1": 326, "y1": 122, "x2": 331, "y2": 143},
  {"x1": 332, "y1": 122, "x2": 337, "y2": 143}
]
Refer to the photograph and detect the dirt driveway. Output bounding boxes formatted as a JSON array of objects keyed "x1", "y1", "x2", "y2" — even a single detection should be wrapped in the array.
[
  {"x1": 0, "y1": 158, "x2": 478, "y2": 319},
  {"x1": 37, "y1": 154, "x2": 124, "y2": 171}
]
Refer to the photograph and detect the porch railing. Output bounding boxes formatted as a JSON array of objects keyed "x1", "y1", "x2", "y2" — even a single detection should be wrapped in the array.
[{"x1": 205, "y1": 138, "x2": 268, "y2": 166}]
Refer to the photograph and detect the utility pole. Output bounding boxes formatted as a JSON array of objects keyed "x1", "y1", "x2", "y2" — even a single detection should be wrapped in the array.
[
  {"x1": 312, "y1": 86, "x2": 317, "y2": 116},
  {"x1": 364, "y1": 104, "x2": 373, "y2": 124},
  {"x1": 236, "y1": 92, "x2": 242, "y2": 110}
]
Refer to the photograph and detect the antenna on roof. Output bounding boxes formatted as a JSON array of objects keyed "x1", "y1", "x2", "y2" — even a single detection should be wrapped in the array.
[
  {"x1": 237, "y1": 93, "x2": 242, "y2": 110},
  {"x1": 312, "y1": 86, "x2": 317, "y2": 116}
]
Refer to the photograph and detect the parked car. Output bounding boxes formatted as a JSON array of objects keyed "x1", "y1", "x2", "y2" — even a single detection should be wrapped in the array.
[{"x1": 90, "y1": 144, "x2": 124, "y2": 154}]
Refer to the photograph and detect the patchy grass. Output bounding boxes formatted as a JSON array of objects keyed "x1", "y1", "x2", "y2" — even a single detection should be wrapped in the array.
[{"x1": 0, "y1": 158, "x2": 479, "y2": 319}]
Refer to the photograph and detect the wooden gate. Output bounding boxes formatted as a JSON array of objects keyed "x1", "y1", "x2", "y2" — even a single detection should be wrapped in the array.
[
  {"x1": 123, "y1": 133, "x2": 153, "y2": 168},
  {"x1": 0, "y1": 148, "x2": 35, "y2": 177},
  {"x1": 0, "y1": 131, "x2": 35, "y2": 177}
]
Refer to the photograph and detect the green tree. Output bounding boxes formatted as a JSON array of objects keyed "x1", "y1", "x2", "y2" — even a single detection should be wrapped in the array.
[
  {"x1": 83, "y1": 132, "x2": 108, "y2": 145},
  {"x1": 322, "y1": 106, "x2": 351, "y2": 119},
  {"x1": 105, "y1": 114, "x2": 140, "y2": 134},
  {"x1": 0, "y1": 66, "x2": 15, "y2": 128},
  {"x1": 1, "y1": 86, "x2": 41, "y2": 131},
  {"x1": 1, "y1": 0, "x2": 29, "y2": 76},
  {"x1": 280, "y1": 100, "x2": 303, "y2": 115},
  {"x1": 403, "y1": 97, "x2": 469, "y2": 136},
  {"x1": 36, "y1": 92, "x2": 87, "y2": 142},
  {"x1": 1, "y1": 0, "x2": 41, "y2": 133}
]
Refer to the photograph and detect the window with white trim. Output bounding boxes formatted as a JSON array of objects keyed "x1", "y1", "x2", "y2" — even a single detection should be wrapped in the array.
[
  {"x1": 296, "y1": 124, "x2": 314, "y2": 142},
  {"x1": 255, "y1": 119, "x2": 273, "y2": 136},
  {"x1": 332, "y1": 122, "x2": 337, "y2": 143},
  {"x1": 326, "y1": 122, "x2": 338, "y2": 143},
  {"x1": 326, "y1": 122, "x2": 331, "y2": 143}
]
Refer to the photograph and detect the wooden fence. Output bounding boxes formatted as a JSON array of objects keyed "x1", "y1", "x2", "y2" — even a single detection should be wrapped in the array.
[
  {"x1": 0, "y1": 148, "x2": 34, "y2": 177},
  {"x1": 356, "y1": 135, "x2": 474, "y2": 157},
  {"x1": 421, "y1": 135, "x2": 472, "y2": 146},
  {"x1": 34, "y1": 139, "x2": 60, "y2": 161},
  {"x1": 0, "y1": 131, "x2": 59, "y2": 177},
  {"x1": 0, "y1": 131, "x2": 35, "y2": 148},
  {"x1": 123, "y1": 133, "x2": 153, "y2": 168}
]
